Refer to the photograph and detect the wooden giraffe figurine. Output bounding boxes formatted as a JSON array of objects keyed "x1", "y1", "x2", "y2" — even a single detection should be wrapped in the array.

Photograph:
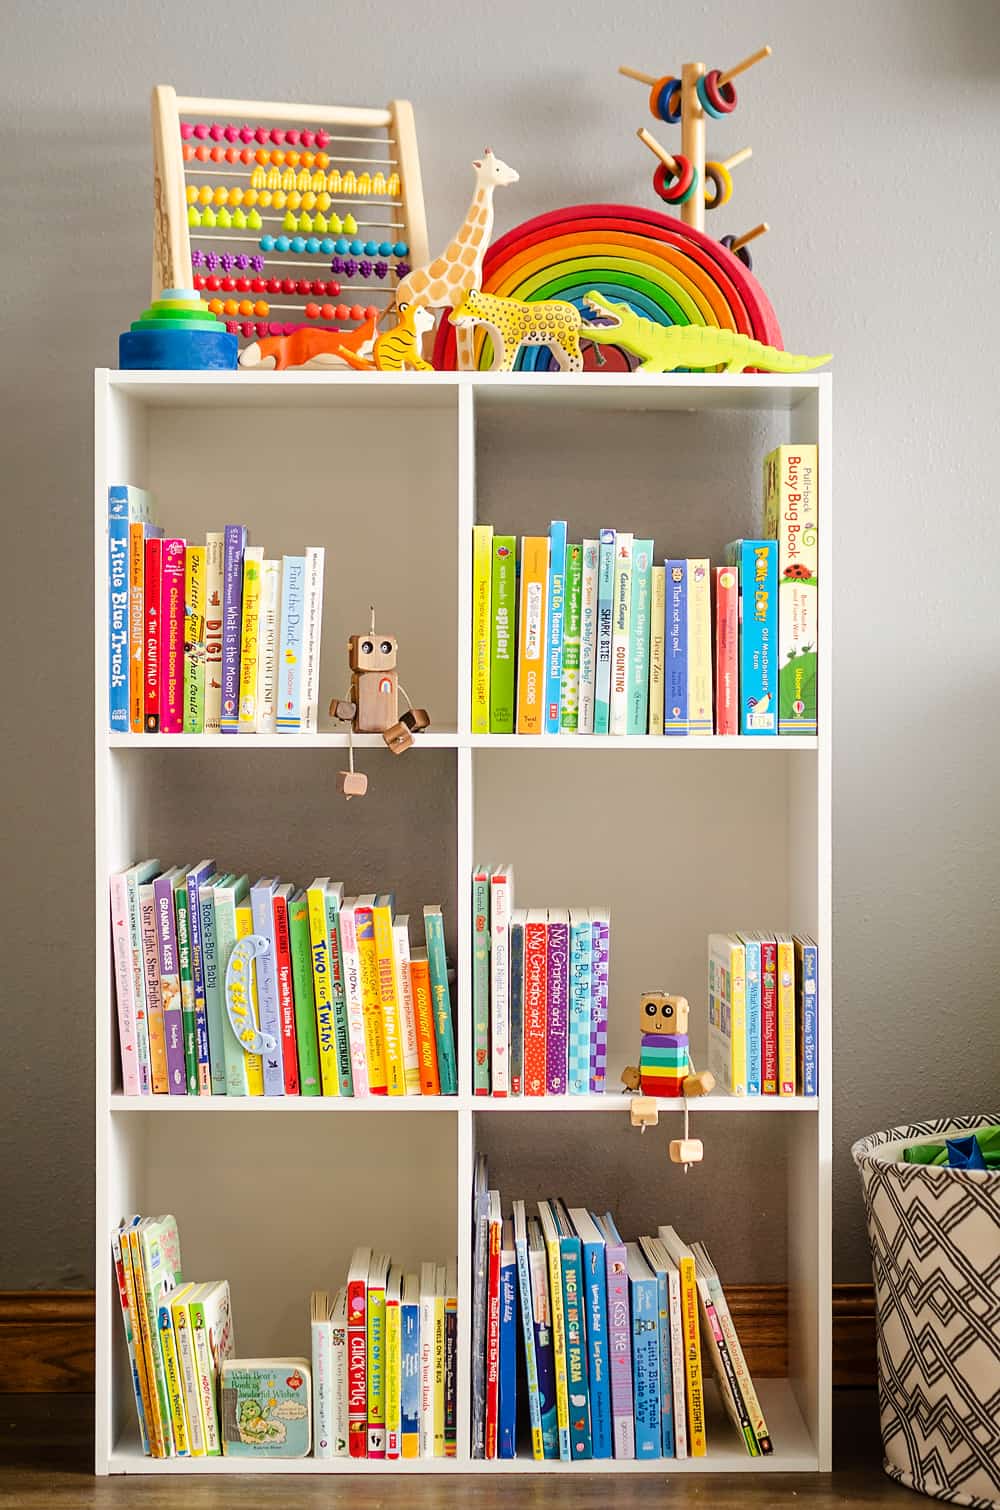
[{"x1": 394, "y1": 148, "x2": 519, "y2": 369}]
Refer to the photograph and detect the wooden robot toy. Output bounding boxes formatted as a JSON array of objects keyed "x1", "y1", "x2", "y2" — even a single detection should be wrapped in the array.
[
  {"x1": 329, "y1": 607, "x2": 430, "y2": 797},
  {"x1": 622, "y1": 992, "x2": 715, "y2": 1166}
]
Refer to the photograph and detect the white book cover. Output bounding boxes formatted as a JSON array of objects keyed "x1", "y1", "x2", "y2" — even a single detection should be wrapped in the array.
[
  {"x1": 489, "y1": 866, "x2": 513, "y2": 1096},
  {"x1": 330, "y1": 1286, "x2": 349, "y2": 1456},
  {"x1": 418, "y1": 1260, "x2": 436, "y2": 1458},
  {"x1": 255, "y1": 558, "x2": 280, "y2": 733},
  {"x1": 311, "y1": 1290, "x2": 334, "y2": 1459},
  {"x1": 392, "y1": 914, "x2": 421, "y2": 1095},
  {"x1": 203, "y1": 532, "x2": 225, "y2": 734},
  {"x1": 301, "y1": 545, "x2": 325, "y2": 733},
  {"x1": 609, "y1": 532, "x2": 633, "y2": 736},
  {"x1": 337, "y1": 898, "x2": 368, "y2": 1096},
  {"x1": 578, "y1": 539, "x2": 599, "y2": 734}
]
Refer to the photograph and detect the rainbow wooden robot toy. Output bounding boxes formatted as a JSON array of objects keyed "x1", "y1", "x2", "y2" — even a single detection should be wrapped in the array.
[
  {"x1": 622, "y1": 991, "x2": 715, "y2": 1166},
  {"x1": 329, "y1": 607, "x2": 430, "y2": 798}
]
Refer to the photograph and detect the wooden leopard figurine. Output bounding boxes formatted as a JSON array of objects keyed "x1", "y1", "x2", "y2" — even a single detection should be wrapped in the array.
[{"x1": 449, "y1": 288, "x2": 584, "y2": 371}]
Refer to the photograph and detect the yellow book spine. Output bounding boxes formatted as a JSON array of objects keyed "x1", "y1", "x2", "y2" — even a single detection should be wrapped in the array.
[
  {"x1": 372, "y1": 903, "x2": 405, "y2": 1096},
  {"x1": 171, "y1": 1290, "x2": 205, "y2": 1456},
  {"x1": 385, "y1": 1300, "x2": 401, "y2": 1458},
  {"x1": 515, "y1": 536, "x2": 548, "y2": 735},
  {"x1": 544, "y1": 1234, "x2": 570, "y2": 1448},
  {"x1": 237, "y1": 548, "x2": 262, "y2": 732},
  {"x1": 648, "y1": 564, "x2": 665, "y2": 735},
  {"x1": 234, "y1": 904, "x2": 265, "y2": 1094},
  {"x1": 158, "y1": 1304, "x2": 190, "y2": 1456},
  {"x1": 307, "y1": 884, "x2": 339, "y2": 1096},
  {"x1": 367, "y1": 1288, "x2": 386, "y2": 1454},
  {"x1": 686, "y1": 557, "x2": 712, "y2": 735},
  {"x1": 731, "y1": 941, "x2": 748, "y2": 1095},
  {"x1": 432, "y1": 1289, "x2": 445, "y2": 1457},
  {"x1": 356, "y1": 908, "x2": 387, "y2": 1094},
  {"x1": 471, "y1": 524, "x2": 493, "y2": 733},
  {"x1": 679, "y1": 1255, "x2": 707, "y2": 1456},
  {"x1": 776, "y1": 936, "x2": 797, "y2": 1095},
  {"x1": 120, "y1": 1229, "x2": 160, "y2": 1456},
  {"x1": 127, "y1": 1229, "x2": 168, "y2": 1456}
]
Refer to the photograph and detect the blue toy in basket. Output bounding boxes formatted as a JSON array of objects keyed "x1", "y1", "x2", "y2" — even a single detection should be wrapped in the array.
[{"x1": 119, "y1": 288, "x2": 238, "y2": 370}]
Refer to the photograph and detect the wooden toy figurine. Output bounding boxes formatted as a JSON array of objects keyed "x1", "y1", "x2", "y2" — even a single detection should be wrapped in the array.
[
  {"x1": 329, "y1": 607, "x2": 430, "y2": 797},
  {"x1": 449, "y1": 288, "x2": 586, "y2": 372},
  {"x1": 622, "y1": 993, "x2": 715, "y2": 1163}
]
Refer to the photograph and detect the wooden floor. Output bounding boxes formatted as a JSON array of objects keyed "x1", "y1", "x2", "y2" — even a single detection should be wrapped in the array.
[{"x1": 0, "y1": 1393, "x2": 917, "y2": 1507}]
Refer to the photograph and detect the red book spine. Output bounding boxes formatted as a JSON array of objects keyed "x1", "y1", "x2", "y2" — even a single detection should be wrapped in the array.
[
  {"x1": 713, "y1": 565, "x2": 739, "y2": 736},
  {"x1": 272, "y1": 892, "x2": 299, "y2": 1095},
  {"x1": 347, "y1": 1278, "x2": 368, "y2": 1458},
  {"x1": 160, "y1": 539, "x2": 185, "y2": 734},
  {"x1": 759, "y1": 937, "x2": 778, "y2": 1094},
  {"x1": 484, "y1": 1216, "x2": 501, "y2": 1458},
  {"x1": 523, "y1": 920, "x2": 547, "y2": 1095},
  {"x1": 143, "y1": 537, "x2": 161, "y2": 732}
]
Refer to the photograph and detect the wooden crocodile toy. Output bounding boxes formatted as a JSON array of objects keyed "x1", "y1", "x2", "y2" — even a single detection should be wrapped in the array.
[{"x1": 582, "y1": 291, "x2": 831, "y2": 374}]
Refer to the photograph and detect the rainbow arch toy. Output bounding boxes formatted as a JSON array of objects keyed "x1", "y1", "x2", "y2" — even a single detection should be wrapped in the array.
[{"x1": 432, "y1": 203, "x2": 783, "y2": 371}]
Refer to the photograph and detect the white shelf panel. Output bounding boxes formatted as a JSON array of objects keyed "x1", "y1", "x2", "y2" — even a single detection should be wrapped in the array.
[
  {"x1": 471, "y1": 1094, "x2": 819, "y2": 1114},
  {"x1": 106, "y1": 1093, "x2": 817, "y2": 1114},
  {"x1": 468, "y1": 734, "x2": 819, "y2": 751},
  {"x1": 106, "y1": 731, "x2": 461, "y2": 750},
  {"x1": 107, "y1": 1380, "x2": 814, "y2": 1474},
  {"x1": 106, "y1": 731, "x2": 817, "y2": 752}
]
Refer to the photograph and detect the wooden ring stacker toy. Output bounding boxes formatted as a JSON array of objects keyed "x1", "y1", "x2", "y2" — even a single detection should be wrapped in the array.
[
  {"x1": 697, "y1": 69, "x2": 738, "y2": 118},
  {"x1": 649, "y1": 76, "x2": 682, "y2": 124},
  {"x1": 702, "y1": 162, "x2": 732, "y2": 209},
  {"x1": 721, "y1": 222, "x2": 769, "y2": 271},
  {"x1": 637, "y1": 127, "x2": 698, "y2": 206}
]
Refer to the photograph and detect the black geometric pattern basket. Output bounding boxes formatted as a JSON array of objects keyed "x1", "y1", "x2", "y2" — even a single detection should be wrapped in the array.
[{"x1": 853, "y1": 1116, "x2": 1000, "y2": 1508}]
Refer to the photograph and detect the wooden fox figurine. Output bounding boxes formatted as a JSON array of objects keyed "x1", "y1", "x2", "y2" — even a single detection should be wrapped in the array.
[{"x1": 238, "y1": 312, "x2": 379, "y2": 371}]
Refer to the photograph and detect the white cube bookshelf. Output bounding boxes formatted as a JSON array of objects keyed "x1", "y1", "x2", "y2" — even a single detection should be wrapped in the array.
[{"x1": 95, "y1": 369, "x2": 832, "y2": 1475}]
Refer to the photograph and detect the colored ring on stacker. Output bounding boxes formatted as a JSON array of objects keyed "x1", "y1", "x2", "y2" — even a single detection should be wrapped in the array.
[
  {"x1": 702, "y1": 161, "x2": 733, "y2": 209},
  {"x1": 701, "y1": 68, "x2": 737, "y2": 114},
  {"x1": 649, "y1": 76, "x2": 682, "y2": 124},
  {"x1": 652, "y1": 157, "x2": 697, "y2": 204},
  {"x1": 720, "y1": 234, "x2": 752, "y2": 271}
]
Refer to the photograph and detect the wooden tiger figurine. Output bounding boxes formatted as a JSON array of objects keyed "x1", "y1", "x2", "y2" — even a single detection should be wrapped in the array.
[
  {"x1": 449, "y1": 287, "x2": 585, "y2": 371},
  {"x1": 337, "y1": 303, "x2": 435, "y2": 372}
]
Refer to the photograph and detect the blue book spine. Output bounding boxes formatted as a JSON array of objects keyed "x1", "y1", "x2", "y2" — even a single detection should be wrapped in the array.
[
  {"x1": 185, "y1": 862, "x2": 215, "y2": 1091},
  {"x1": 276, "y1": 555, "x2": 306, "y2": 731},
  {"x1": 630, "y1": 1273, "x2": 660, "y2": 1458},
  {"x1": 560, "y1": 1238, "x2": 592, "y2": 1459},
  {"x1": 799, "y1": 939, "x2": 819, "y2": 1096},
  {"x1": 530, "y1": 1270, "x2": 558, "y2": 1457},
  {"x1": 743, "y1": 935, "x2": 762, "y2": 1096},
  {"x1": 582, "y1": 1240, "x2": 611, "y2": 1459},
  {"x1": 514, "y1": 1234, "x2": 543, "y2": 1456},
  {"x1": 567, "y1": 916, "x2": 592, "y2": 1095},
  {"x1": 498, "y1": 1250, "x2": 518, "y2": 1458},
  {"x1": 544, "y1": 520, "x2": 568, "y2": 733},
  {"x1": 726, "y1": 539, "x2": 778, "y2": 735},
  {"x1": 664, "y1": 560, "x2": 688, "y2": 736},
  {"x1": 594, "y1": 529, "x2": 616, "y2": 734},
  {"x1": 626, "y1": 540, "x2": 653, "y2": 734},
  {"x1": 654, "y1": 1267, "x2": 675, "y2": 1458},
  {"x1": 108, "y1": 489, "x2": 131, "y2": 732},
  {"x1": 400, "y1": 1299, "x2": 420, "y2": 1445},
  {"x1": 509, "y1": 916, "x2": 524, "y2": 1095},
  {"x1": 250, "y1": 879, "x2": 285, "y2": 1095},
  {"x1": 199, "y1": 883, "x2": 228, "y2": 1094},
  {"x1": 220, "y1": 524, "x2": 246, "y2": 733}
]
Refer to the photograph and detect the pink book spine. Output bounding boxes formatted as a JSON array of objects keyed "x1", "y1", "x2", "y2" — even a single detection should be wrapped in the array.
[
  {"x1": 713, "y1": 566, "x2": 739, "y2": 736},
  {"x1": 110, "y1": 874, "x2": 139, "y2": 1096},
  {"x1": 523, "y1": 920, "x2": 547, "y2": 1095},
  {"x1": 160, "y1": 539, "x2": 186, "y2": 734}
]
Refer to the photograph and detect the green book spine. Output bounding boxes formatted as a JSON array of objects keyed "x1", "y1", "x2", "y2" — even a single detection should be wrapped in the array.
[
  {"x1": 423, "y1": 907, "x2": 457, "y2": 1095},
  {"x1": 627, "y1": 540, "x2": 653, "y2": 734},
  {"x1": 489, "y1": 536, "x2": 517, "y2": 733},
  {"x1": 472, "y1": 869, "x2": 490, "y2": 1094},
  {"x1": 324, "y1": 887, "x2": 354, "y2": 1096},
  {"x1": 288, "y1": 892, "x2": 321, "y2": 1095},
  {"x1": 214, "y1": 876, "x2": 250, "y2": 1095},
  {"x1": 559, "y1": 544, "x2": 583, "y2": 732},
  {"x1": 174, "y1": 877, "x2": 199, "y2": 1095}
]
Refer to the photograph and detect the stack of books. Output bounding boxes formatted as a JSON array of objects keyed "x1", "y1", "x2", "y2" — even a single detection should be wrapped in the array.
[
  {"x1": 113, "y1": 1214, "x2": 235, "y2": 1459},
  {"x1": 470, "y1": 444, "x2": 818, "y2": 739},
  {"x1": 107, "y1": 485, "x2": 325, "y2": 734},
  {"x1": 311, "y1": 1248, "x2": 457, "y2": 1460},
  {"x1": 110, "y1": 863, "x2": 457, "y2": 1097},
  {"x1": 707, "y1": 932, "x2": 819, "y2": 1098},
  {"x1": 471, "y1": 1158, "x2": 772, "y2": 1462},
  {"x1": 472, "y1": 866, "x2": 610, "y2": 1096}
]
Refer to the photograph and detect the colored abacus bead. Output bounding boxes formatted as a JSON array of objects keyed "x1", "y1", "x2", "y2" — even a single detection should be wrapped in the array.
[
  {"x1": 225, "y1": 124, "x2": 240, "y2": 143},
  {"x1": 226, "y1": 320, "x2": 239, "y2": 334},
  {"x1": 209, "y1": 123, "x2": 225, "y2": 141},
  {"x1": 374, "y1": 260, "x2": 388, "y2": 279},
  {"x1": 254, "y1": 301, "x2": 268, "y2": 317},
  {"x1": 342, "y1": 215, "x2": 358, "y2": 234},
  {"x1": 335, "y1": 238, "x2": 349, "y2": 255},
  {"x1": 298, "y1": 213, "x2": 313, "y2": 232},
  {"x1": 359, "y1": 259, "x2": 372, "y2": 278},
  {"x1": 195, "y1": 145, "x2": 210, "y2": 161},
  {"x1": 349, "y1": 239, "x2": 364, "y2": 256},
  {"x1": 286, "y1": 129, "x2": 301, "y2": 146},
  {"x1": 335, "y1": 304, "x2": 348, "y2": 319},
  {"x1": 208, "y1": 298, "x2": 223, "y2": 313},
  {"x1": 187, "y1": 206, "x2": 200, "y2": 227},
  {"x1": 267, "y1": 278, "x2": 282, "y2": 293},
  {"x1": 306, "y1": 302, "x2": 320, "y2": 318},
  {"x1": 320, "y1": 303, "x2": 334, "y2": 319},
  {"x1": 282, "y1": 278, "x2": 296, "y2": 294},
  {"x1": 220, "y1": 254, "x2": 234, "y2": 272},
  {"x1": 291, "y1": 236, "x2": 306, "y2": 253},
  {"x1": 301, "y1": 130, "x2": 316, "y2": 148},
  {"x1": 194, "y1": 123, "x2": 210, "y2": 140},
  {"x1": 180, "y1": 121, "x2": 194, "y2": 140},
  {"x1": 191, "y1": 249, "x2": 205, "y2": 267},
  {"x1": 182, "y1": 143, "x2": 195, "y2": 162},
  {"x1": 349, "y1": 304, "x2": 363, "y2": 320},
  {"x1": 297, "y1": 279, "x2": 311, "y2": 295},
  {"x1": 344, "y1": 259, "x2": 358, "y2": 277},
  {"x1": 305, "y1": 237, "x2": 320, "y2": 254},
  {"x1": 320, "y1": 238, "x2": 335, "y2": 255},
  {"x1": 260, "y1": 235, "x2": 275, "y2": 252},
  {"x1": 201, "y1": 207, "x2": 217, "y2": 227},
  {"x1": 255, "y1": 127, "x2": 269, "y2": 144},
  {"x1": 235, "y1": 277, "x2": 250, "y2": 292},
  {"x1": 233, "y1": 208, "x2": 249, "y2": 229},
  {"x1": 242, "y1": 321, "x2": 254, "y2": 337},
  {"x1": 193, "y1": 274, "x2": 206, "y2": 290},
  {"x1": 224, "y1": 299, "x2": 239, "y2": 315},
  {"x1": 283, "y1": 211, "x2": 298, "y2": 231},
  {"x1": 315, "y1": 130, "x2": 329, "y2": 148},
  {"x1": 240, "y1": 148, "x2": 254, "y2": 163},
  {"x1": 250, "y1": 255, "x2": 265, "y2": 272},
  {"x1": 270, "y1": 128, "x2": 286, "y2": 145},
  {"x1": 240, "y1": 125, "x2": 255, "y2": 143},
  {"x1": 221, "y1": 277, "x2": 235, "y2": 292},
  {"x1": 378, "y1": 241, "x2": 393, "y2": 258},
  {"x1": 316, "y1": 151, "x2": 330, "y2": 169},
  {"x1": 393, "y1": 241, "x2": 408, "y2": 258},
  {"x1": 211, "y1": 145, "x2": 225, "y2": 162},
  {"x1": 252, "y1": 278, "x2": 267, "y2": 293},
  {"x1": 275, "y1": 236, "x2": 291, "y2": 252},
  {"x1": 247, "y1": 210, "x2": 262, "y2": 229},
  {"x1": 395, "y1": 262, "x2": 410, "y2": 278},
  {"x1": 365, "y1": 305, "x2": 378, "y2": 319}
]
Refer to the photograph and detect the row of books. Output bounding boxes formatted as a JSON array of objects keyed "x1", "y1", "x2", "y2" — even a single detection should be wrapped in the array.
[
  {"x1": 311, "y1": 1248, "x2": 457, "y2": 1460},
  {"x1": 110, "y1": 861, "x2": 457, "y2": 1097},
  {"x1": 470, "y1": 444, "x2": 818, "y2": 738},
  {"x1": 473, "y1": 866, "x2": 610, "y2": 1096},
  {"x1": 707, "y1": 932, "x2": 819, "y2": 1097},
  {"x1": 107, "y1": 484, "x2": 325, "y2": 734},
  {"x1": 113, "y1": 1214, "x2": 235, "y2": 1458},
  {"x1": 471, "y1": 1158, "x2": 772, "y2": 1461}
]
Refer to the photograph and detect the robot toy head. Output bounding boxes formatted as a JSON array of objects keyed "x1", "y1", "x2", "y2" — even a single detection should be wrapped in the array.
[{"x1": 639, "y1": 992, "x2": 689, "y2": 1036}]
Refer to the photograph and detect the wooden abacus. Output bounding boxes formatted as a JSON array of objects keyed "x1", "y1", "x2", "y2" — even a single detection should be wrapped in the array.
[{"x1": 152, "y1": 86, "x2": 429, "y2": 344}]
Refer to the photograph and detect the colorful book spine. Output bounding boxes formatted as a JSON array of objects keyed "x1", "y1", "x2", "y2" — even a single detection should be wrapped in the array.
[
  {"x1": 578, "y1": 539, "x2": 599, "y2": 734},
  {"x1": 713, "y1": 564, "x2": 739, "y2": 735},
  {"x1": 648, "y1": 1250, "x2": 675, "y2": 1458},
  {"x1": 484, "y1": 1206, "x2": 501, "y2": 1460},
  {"x1": 143, "y1": 536, "x2": 162, "y2": 732},
  {"x1": 312, "y1": 1298, "x2": 333, "y2": 1460},
  {"x1": 775, "y1": 933, "x2": 797, "y2": 1095},
  {"x1": 627, "y1": 539, "x2": 652, "y2": 735},
  {"x1": 589, "y1": 909, "x2": 610, "y2": 1094},
  {"x1": 725, "y1": 539, "x2": 778, "y2": 735},
  {"x1": 567, "y1": 910, "x2": 592, "y2": 1095},
  {"x1": 308, "y1": 880, "x2": 339, "y2": 1097},
  {"x1": 347, "y1": 1261, "x2": 368, "y2": 1458},
  {"x1": 675, "y1": 1250, "x2": 706, "y2": 1455},
  {"x1": 130, "y1": 520, "x2": 160, "y2": 733},
  {"x1": 516, "y1": 535, "x2": 548, "y2": 735},
  {"x1": 523, "y1": 910, "x2": 547, "y2": 1095},
  {"x1": 108, "y1": 486, "x2": 151, "y2": 732},
  {"x1": 609, "y1": 532, "x2": 632, "y2": 736},
  {"x1": 183, "y1": 544, "x2": 206, "y2": 734},
  {"x1": 579, "y1": 1233, "x2": 611, "y2": 1459},
  {"x1": 539, "y1": 1207, "x2": 571, "y2": 1460},
  {"x1": 276, "y1": 554, "x2": 306, "y2": 731},
  {"x1": 385, "y1": 1274, "x2": 401, "y2": 1459},
  {"x1": 544, "y1": 520, "x2": 568, "y2": 734},
  {"x1": 433, "y1": 1265, "x2": 446, "y2": 1457},
  {"x1": 234, "y1": 902, "x2": 265, "y2": 1094},
  {"x1": 198, "y1": 876, "x2": 228, "y2": 1095},
  {"x1": 158, "y1": 1301, "x2": 190, "y2": 1455},
  {"x1": 373, "y1": 896, "x2": 405, "y2": 1096},
  {"x1": 339, "y1": 901, "x2": 369, "y2": 1097},
  {"x1": 356, "y1": 901, "x2": 387, "y2": 1094},
  {"x1": 600, "y1": 1216, "x2": 634, "y2": 1459},
  {"x1": 392, "y1": 916, "x2": 421, "y2": 1095},
  {"x1": 528, "y1": 1224, "x2": 558, "y2": 1458},
  {"x1": 400, "y1": 1279, "x2": 420, "y2": 1459},
  {"x1": 409, "y1": 951, "x2": 440, "y2": 1094},
  {"x1": 300, "y1": 545, "x2": 325, "y2": 734},
  {"x1": 160, "y1": 539, "x2": 186, "y2": 735},
  {"x1": 171, "y1": 1289, "x2": 204, "y2": 1455},
  {"x1": 648, "y1": 563, "x2": 665, "y2": 735},
  {"x1": 759, "y1": 934, "x2": 778, "y2": 1095},
  {"x1": 509, "y1": 909, "x2": 525, "y2": 1096},
  {"x1": 125, "y1": 862, "x2": 158, "y2": 1095},
  {"x1": 764, "y1": 444, "x2": 819, "y2": 734},
  {"x1": 424, "y1": 906, "x2": 457, "y2": 1095},
  {"x1": 664, "y1": 560, "x2": 688, "y2": 735},
  {"x1": 686, "y1": 558, "x2": 712, "y2": 735},
  {"x1": 794, "y1": 935, "x2": 819, "y2": 1097},
  {"x1": 471, "y1": 524, "x2": 493, "y2": 734},
  {"x1": 237, "y1": 546, "x2": 263, "y2": 733},
  {"x1": 498, "y1": 1223, "x2": 518, "y2": 1458},
  {"x1": 627, "y1": 1247, "x2": 660, "y2": 1458},
  {"x1": 288, "y1": 890, "x2": 321, "y2": 1094},
  {"x1": 139, "y1": 881, "x2": 167, "y2": 1093},
  {"x1": 489, "y1": 867, "x2": 512, "y2": 1096},
  {"x1": 513, "y1": 1204, "x2": 544, "y2": 1461},
  {"x1": 327, "y1": 885, "x2": 354, "y2": 1095},
  {"x1": 126, "y1": 1226, "x2": 167, "y2": 1454},
  {"x1": 154, "y1": 869, "x2": 187, "y2": 1094},
  {"x1": 560, "y1": 1232, "x2": 592, "y2": 1459},
  {"x1": 594, "y1": 529, "x2": 616, "y2": 735},
  {"x1": 367, "y1": 1270, "x2": 386, "y2": 1457},
  {"x1": 220, "y1": 525, "x2": 246, "y2": 733},
  {"x1": 256, "y1": 557, "x2": 280, "y2": 734},
  {"x1": 739, "y1": 931, "x2": 761, "y2": 1098},
  {"x1": 470, "y1": 1159, "x2": 489, "y2": 1459},
  {"x1": 250, "y1": 877, "x2": 284, "y2": 1096},
  {"x1": 112, "y1": 1224, "x2": 150, "y2": 1454},
  {"x1": 272, "y1": 885, "x2": 299, "y2": 1096},
  {"x1": 489, "y1": 535, "x2": 517, "y2": 733},
  {"x1": 472, "y1": 867, "x2": 490, "y2": 1094},
  {"x1": 707, "y1": 933, "x2": 748, "y2": 1097},
  {"x1": 185, "y1": 860, "x2": 215, "y2": 1095},
  {"x1": 559, "y1": 542, "x2": 583, "y2": 732},
  {"x1": 545, "y1": 911, "x2": 569, "y2": 1094},
  {"x1": 110, "y1": 872, "x2": 140, "y2": 1095},
  {"x1": 203, "y1": 532, "x2": 224, "y2": 734},
  {"x1": 444, "y1": 1265, "x2": 457, "y2": 1458},
  {"x1": 214, "y1": 874, "x2": 250, "y2": 1096}
]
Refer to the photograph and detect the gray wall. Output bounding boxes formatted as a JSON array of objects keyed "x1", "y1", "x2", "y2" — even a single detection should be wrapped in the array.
[{"x1": 2, "y1": 0, "x2": 998, "y2": 1288}]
